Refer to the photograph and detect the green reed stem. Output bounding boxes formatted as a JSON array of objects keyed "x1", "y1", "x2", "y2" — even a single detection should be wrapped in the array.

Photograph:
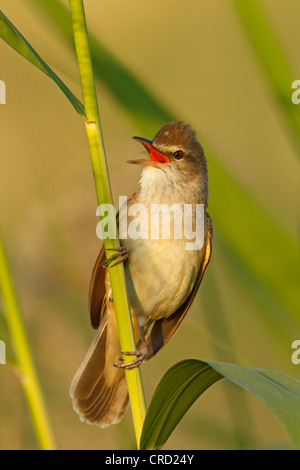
[
  {"x1": 0, "y1": 232, "x2": 56, "y2": 450},
  {"x1": 68, "y1": 0, "x2": 146, "y2": 448}
]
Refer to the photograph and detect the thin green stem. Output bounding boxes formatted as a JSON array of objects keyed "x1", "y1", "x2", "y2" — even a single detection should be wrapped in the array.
[
  {"x1": 0, "y1": 232, "x2": 56, "y2": 450},
  {"x1": 68, "y1": 0, "x2": 146, "y2": 447}
]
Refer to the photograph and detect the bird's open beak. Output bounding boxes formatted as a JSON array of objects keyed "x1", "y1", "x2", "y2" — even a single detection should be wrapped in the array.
[{"x1": 127, "y1": 136, "x2": 170, "y2": 165}]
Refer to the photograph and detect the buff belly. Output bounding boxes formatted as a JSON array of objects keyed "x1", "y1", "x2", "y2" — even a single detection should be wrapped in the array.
[{"x1": 123, "y1": 236, "x2": 201, "y2": 324}]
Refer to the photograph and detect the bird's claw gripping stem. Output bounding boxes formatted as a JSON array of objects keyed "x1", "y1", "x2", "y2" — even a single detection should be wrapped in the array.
[
  {"x1": 113, "y1": 324, "x2": 147, "y2": 370},
  {"x1": 101, "y1": 246, "x2": 128, "y2": 268},
  {"x1": 113, "y1": 346, "x2": 148, "y2": 370}
]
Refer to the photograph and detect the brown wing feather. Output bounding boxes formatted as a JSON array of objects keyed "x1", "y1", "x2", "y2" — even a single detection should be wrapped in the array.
[
  {"x1": 89, "y1": 245, "x2": 106, "y2": 329},
  {"x1": 145, "y1": 213, "x2": 213, "y2": 360},
  {"x1": 89, "y1": 192, "x2": 138, "y2": 329}
]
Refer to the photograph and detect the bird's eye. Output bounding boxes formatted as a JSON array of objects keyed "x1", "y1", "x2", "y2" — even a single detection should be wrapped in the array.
[{"x1": 173, "y1": 150, "x2": 184, "y2": 160}]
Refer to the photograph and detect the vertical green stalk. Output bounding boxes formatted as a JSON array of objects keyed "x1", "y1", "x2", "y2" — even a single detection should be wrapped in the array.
[
  {"x1": 68, "y1": 0, "x2": 146, "y2": 447},
  {"x1": 0, "y1": 232, "x2": 56, "y2": 450}
]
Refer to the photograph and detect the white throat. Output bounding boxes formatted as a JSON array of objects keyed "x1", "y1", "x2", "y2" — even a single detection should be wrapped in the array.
[{"x1": 139, "y1": 165, "x2": 201, "y2": 206}]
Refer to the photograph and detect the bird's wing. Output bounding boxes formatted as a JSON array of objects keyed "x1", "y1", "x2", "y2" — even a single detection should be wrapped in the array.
[
  {"x1": 89, "y1": 244, "x2": 106, "y2": 329},
  {"x1": 144, "y1": 213, "x2": 213, "y2": 360},
  {"x1": 89, "y1": 193, "x2": 138, "y2": 329}
]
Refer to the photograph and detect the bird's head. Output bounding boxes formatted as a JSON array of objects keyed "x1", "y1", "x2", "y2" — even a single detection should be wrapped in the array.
[{"x1": 129, "y1": 121, "x2": 208, "y2": 202}]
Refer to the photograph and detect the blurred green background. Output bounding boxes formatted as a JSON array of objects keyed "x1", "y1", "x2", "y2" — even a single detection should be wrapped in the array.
[{"x1": 0, "y1": 0, "x2": 299, "y2": 450}]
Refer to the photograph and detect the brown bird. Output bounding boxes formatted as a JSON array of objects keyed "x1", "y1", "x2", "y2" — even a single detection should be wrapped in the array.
[{"x1": 70, "y1": 121, "x2": 212, "y2": 427}]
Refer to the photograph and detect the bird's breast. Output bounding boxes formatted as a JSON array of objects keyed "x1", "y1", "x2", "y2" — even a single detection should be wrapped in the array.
[{"x1": 119, "y1": 199, "x2": 204, "y2": 324}]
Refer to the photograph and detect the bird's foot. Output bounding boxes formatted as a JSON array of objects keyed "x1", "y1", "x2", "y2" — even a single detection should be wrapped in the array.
[
  {"x1": 101, "y1": 246, "x2": 128, "y2": 268},
  {"x1": 113, "y1": 324, "x2": 147, "y2": 370},
  {"x1": 113, "y1": 345, "x2": 148, "y2": 370}
]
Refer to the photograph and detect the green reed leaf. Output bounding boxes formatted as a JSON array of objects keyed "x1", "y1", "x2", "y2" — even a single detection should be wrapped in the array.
[
  {"x1": 0, "y1": 9, "x2": 85, "y2": 116},
  {"x1": 140, "y1": 359, "x2": 300, "y2": 450}
]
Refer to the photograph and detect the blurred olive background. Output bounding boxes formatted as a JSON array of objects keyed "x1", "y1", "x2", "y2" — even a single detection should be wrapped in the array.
[{"x1": 0, "y1": 0, "x2": 299, "y2": 450}]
